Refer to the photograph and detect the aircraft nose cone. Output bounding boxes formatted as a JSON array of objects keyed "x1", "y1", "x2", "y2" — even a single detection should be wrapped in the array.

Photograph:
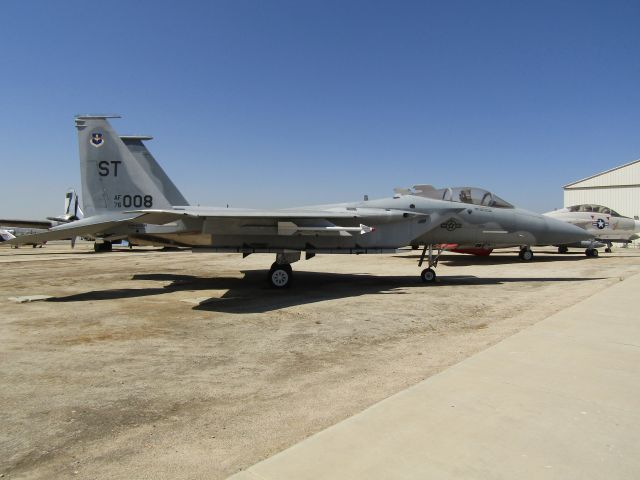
[{"x1": 543, "y1": 216, "x2": 593, "y2": 244}]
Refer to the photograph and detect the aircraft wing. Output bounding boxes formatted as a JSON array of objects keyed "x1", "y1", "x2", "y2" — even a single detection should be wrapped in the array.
[
  {"x1": 4, "y1": 213, "x2": 144, "y2": 246},
  {"x1": 0, "y1": 219, "x2": 53, "y2": 229},
  {"x1": 125, "y1": 207, "x2": 423, "y2": 225}
]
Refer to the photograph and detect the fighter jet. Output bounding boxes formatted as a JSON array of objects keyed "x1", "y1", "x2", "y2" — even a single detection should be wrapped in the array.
[
  {"x1": 544, "y1": 204, "x2": 640, "y2": 256},
  {"x1": 6, "y1": 115, "x2": 591, "y2": 286}
]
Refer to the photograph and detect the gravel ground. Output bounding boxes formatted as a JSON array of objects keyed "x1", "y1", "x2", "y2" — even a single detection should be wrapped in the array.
[{"x1": 1, "y1": 242, "x2": 639, "y2": 479}]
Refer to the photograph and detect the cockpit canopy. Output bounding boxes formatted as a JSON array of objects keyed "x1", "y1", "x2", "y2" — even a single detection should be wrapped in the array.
[
  {"x1": 566, "y1": 204, "x2": 623, "y2": 217},
  {"x1": 400, "y1": 185, "x2": 514, "y2": 209}
]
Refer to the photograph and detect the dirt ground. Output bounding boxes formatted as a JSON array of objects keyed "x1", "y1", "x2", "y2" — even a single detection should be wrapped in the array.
[{"x1": 1, "y1": 242, "x2": 639, "y2": 480}]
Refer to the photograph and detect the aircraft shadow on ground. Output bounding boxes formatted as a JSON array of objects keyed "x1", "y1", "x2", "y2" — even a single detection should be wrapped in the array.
[
  {"x1": 394, "y1": 251, "x2": 640, "y2": 267},
  {"x1": 396, "y1": 254, "x2": 598, "y2": 266},
  {"x1": 46, "y1": 271, "x2": 605, "y2": 314}
]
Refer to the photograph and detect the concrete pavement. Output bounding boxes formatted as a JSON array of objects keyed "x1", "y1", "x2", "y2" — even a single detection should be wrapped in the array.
[{"x1": 229, "y1": 272, "x2": 640, "y2": 479}]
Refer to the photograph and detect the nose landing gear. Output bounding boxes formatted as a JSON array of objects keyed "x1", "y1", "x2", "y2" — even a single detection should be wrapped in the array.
[
  {"x1": 420, "y1": 267, "x2": 436, "y2": 283},
  {"x1": 418, "y1": 244, "x2": 447, "y2": 283}
]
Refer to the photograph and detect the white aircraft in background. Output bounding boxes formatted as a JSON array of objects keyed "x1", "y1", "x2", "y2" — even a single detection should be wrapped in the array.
[
  {"x1": 0, "y1": 229, "x2": 16, "y2": 243},
  {"x1": 0, "y1": 189, "x2": 83, "y2": 247},
  {"x1": 544, "y1": 204, "x2": 640, "y2": 256}
]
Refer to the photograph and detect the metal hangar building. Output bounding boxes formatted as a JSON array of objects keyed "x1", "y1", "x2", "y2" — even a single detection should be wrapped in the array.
[{"x1": 563, "y1": 158, "x2": 640, "y2": 222}]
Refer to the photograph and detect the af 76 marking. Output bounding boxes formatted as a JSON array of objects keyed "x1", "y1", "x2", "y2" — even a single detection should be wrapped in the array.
[{"x1": 113, "y1": 194, "x2": 153, "y2": 208}]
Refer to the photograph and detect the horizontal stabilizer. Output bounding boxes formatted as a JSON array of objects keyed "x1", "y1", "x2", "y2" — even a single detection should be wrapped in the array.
[{"x1": 4, "y1": 213, "x2": 144, "y2": 246}]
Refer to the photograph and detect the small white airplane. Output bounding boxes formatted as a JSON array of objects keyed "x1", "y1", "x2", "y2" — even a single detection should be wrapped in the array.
[{"x1": 544, "y1": 204, "x2": 640, "y2": 256}]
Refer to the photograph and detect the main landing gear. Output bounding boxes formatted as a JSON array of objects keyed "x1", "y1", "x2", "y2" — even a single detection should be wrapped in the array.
[
  {"x1": 585, "y1": 248, "x2": 599, "y2": 258},
  {"x1": 268, "y1": 263, "x2": 293, "y2": 288},
  {"x1": 267, "y1": 252, "x2": 300, "y2": 288},
  {"x1": 418, "y1": 244, "x2": 447, "y2": 283},
  {"x1": 518, "y1": 247, "x2": 534, "y2": 261},
  {"x1": 557, "y1": 245, "x2": 569, "y2": 254},
  {"x1": 94, "y1": 241, "x2": 113, "y2": 253}
]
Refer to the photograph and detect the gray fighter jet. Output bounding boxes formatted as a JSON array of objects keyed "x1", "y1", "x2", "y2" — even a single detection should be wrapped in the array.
[
  {"x1": 6, "y1": 115, "x2": 591, "y2": 286},
  {"x1": 544, "y1": 204, "x2": 640, "y2": 256}
]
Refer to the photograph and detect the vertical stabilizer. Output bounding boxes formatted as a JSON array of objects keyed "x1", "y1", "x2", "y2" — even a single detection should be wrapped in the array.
[
  {"x1": 75, "y1": 115, "x2": 188, "y2": 216},
  {"x1": 0, "y1": 229, "x2": 16, "y2": 242},
  {"x1": 64, "y1": 189, "x2": 83, "y2": 220}
]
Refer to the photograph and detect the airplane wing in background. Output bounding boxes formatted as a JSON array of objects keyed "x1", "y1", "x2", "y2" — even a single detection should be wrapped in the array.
[{"x1": 0, "y1": 219, "x2": 53, "y2": 229}]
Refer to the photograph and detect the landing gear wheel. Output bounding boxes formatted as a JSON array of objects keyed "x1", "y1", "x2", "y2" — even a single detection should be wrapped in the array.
[
  {"x1": 269, "y1": 265, "x2": 292, "y2": 288},
  {"x1": 519, "y1": 249, "x2": 534, "y2": 261},
  {"x1": 558, "y1": 246, "x2": 568, "y2": 254},
  {"x1": 605, "y1": 247, "x2": 612, "y2": 253},
  {"x1": 420, "y1": 268, "x2": 437, "y2": 283},
  {"x1": 94, "y1": 241, "x2": 113, "y2": 253},
  {"x1": 270, "y1": 262, "x2": 292, "y2": 274},
  {"x1": 585, "y1": 248, "x2": 599, "y2": 258}
]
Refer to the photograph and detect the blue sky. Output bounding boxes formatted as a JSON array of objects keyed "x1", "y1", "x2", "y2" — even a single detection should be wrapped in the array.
[{"x1": 1, "y1": 0, "x2": 639, "y2": 217}]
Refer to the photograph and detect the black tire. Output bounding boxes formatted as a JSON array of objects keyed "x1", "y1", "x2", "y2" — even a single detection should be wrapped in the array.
[
  {"x1": 270, "y1": 263, "x2": 292, "y2": 274},
  {"x1": 605, "y1": 247, "x2": 612, "y2": 253},
  {"x1": 520, "y1": 249, "x2": 534, "y2": 261},
  {"x1": 585, "y1": 248, "x2": 598, "y2": 257},
  {"x1": 94, "y1": 241, "x2": 113, "y2": 253},
  {"x1": 420, "y1": 268, "x2": 437, "y2": 283},
  {"x1": 269, "y1": 266, "x2": 292, "y2": 288},
  {"x1": 557, "y1": 246, "x2": 568, "y2": 254}
]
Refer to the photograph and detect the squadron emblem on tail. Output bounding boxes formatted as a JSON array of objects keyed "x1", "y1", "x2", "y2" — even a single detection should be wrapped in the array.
[{"x1": 90, "y1": 132, "x2": 104, "y2": 147}]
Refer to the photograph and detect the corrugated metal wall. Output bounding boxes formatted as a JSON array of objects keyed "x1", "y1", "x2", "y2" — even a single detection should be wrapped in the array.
[{"x1": 566, "y1": 161, "x2": 640, "y2": 188}]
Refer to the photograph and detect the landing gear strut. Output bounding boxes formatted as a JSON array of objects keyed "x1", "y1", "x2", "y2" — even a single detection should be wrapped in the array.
[
  {"x1": 518, "y1": 247, "x2": 534, "y2": 261},
  {"x1": 418, "y1": 244, "x2": 446, "y2": 283}
]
